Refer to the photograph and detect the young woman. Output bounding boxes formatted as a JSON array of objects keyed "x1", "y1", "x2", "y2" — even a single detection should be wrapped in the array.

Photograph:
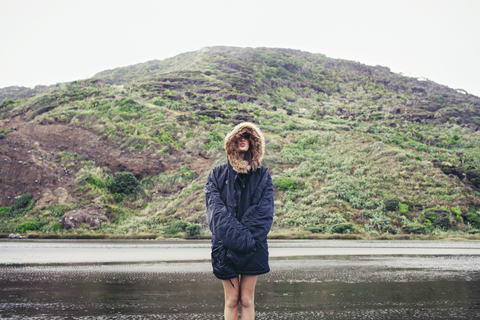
[{"x1": 205, "y1": 122, "x2": 274, "y2": 320}]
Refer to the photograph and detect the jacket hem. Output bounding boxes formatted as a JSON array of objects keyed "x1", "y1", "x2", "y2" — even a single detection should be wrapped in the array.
[
  {"x1": 237, "y1": 267, "x2": 270, "y2": 276},
  {"x1": 213, "y1": 272, "x2": 239, "y2": 280}
]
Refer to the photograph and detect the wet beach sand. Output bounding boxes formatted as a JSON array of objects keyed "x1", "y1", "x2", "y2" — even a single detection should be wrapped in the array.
[{"x1": 1, "y1": 239, "x2": 480, "y2": 319}]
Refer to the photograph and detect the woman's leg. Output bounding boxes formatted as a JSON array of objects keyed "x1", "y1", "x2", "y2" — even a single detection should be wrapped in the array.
[
  {"x1": 239, "y1": 275, "x2": 258, "y2": 320},
  {"x1": 222, "y1": 277, "x2": 240, "y2": 320}
]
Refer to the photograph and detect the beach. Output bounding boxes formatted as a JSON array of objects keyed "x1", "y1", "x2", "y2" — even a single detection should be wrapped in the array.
[{"x1": 1, "y1": 239, "x2": 479, "y2": 319}]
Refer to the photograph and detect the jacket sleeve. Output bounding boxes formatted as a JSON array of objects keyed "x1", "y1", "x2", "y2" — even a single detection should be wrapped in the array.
[
  {"x1": 205, "y1": 170, "x2": 256, "y2": 253},
  {"x1": 244, "y1": 169, "x2": 274, "y2": 241},
  {"x1": 227, "y1": 170, "x2": 274, "y2": 268}
]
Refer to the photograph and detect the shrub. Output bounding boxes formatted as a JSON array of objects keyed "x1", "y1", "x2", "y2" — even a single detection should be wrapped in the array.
[
  {"x1": 152, "y1": 99, "x2": 166, "y2": 106},
  {"x1": 273, "y1": 177, "x2": 303, "y2": 191},
  {"x1": 85, "y1": 176, "x2": 106, "y2": 189},
  {"x1": 425, "y1": 209, "x2": 451, "y2": 230},
  {"x1": 108, "y1": 172, "x2": 139, "y2": 196},
  {"x1": 465, "y1": 212, "x2": 480, "y2": 229},
  {"x1": 0, "y1": 99, "x2": 14, "y2": 109},
  {"x1": 164, "y1": 226, "x2": 180, "y2": 234},
  {"x1": 15, "y1": 221, "x2": 41, "y2": 233},
  {"x1": 171, "y1": 220, "x2": 189, "y2": 231},
  {"x1": 48, "y1": 204, "x2": 69, "y2": 218},
  {"x1": 384, "y1": 199, "x2": 399, "y2": 211},
  {"x1": 43, "y1": 222, "x2": 63, "y2": 232},
  {"x1": 424, "y1": 210, "x2": 437, "y2": 222},
  {"x1": 398, "y1": 203, "x2": 409, "y2": 214},
  {"x1": 451, "y1": 207, "x2": 462, "y2": 217},
  {"x1": 12, "y1": 193, "x2": 33, "y2": 212},
  {"x1": 382, "y1": 225, "x2": 400, "y2": 234},
  {"x1": 307, "y1": 225, "x2": 327, "y2": 233},
  {"x1": 186, "y1": 224, "x2": 201, "y2": 236},
  {"x1": 51, "y1": 222, "x2": 62, "y2": 231},
  {"x1": 141, "y1": 177, "x2": 155, "y2": 189},
  {"x1": 403, "y1": 224, "x2": 428, "y2": 234},
  {"x1": 423, "y1": 219, "x2": 433, "y2": 229},
  {"x1": 330, "y1": 223, "x2": 357, "y2": 234},
  {"x1": 0, "y1": 206, "x2": 11, "y2": 217}
]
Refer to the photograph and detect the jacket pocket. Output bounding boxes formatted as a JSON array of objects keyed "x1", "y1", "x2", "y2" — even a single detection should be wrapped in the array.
[
  {"x1": 211, "y1": 244, "x2": 228, "y2": 269},
  {"x1": 227, "y1": 248, "x2": 256, "y2": 268}
]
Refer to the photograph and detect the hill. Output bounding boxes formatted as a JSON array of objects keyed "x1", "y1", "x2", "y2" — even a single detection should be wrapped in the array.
[{"x1": 1, "y1": 46, "x2": 480, "y2": 238}]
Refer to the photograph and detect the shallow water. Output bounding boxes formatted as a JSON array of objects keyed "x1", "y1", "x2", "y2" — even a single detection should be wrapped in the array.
[{"x1": 1, "y1": 240, "x2": 480, "y2": 319}]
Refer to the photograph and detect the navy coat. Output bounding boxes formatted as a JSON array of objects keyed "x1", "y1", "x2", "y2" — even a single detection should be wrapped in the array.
[{"x1": 205, "y1": 161, "x2": 274, "y2": 280}]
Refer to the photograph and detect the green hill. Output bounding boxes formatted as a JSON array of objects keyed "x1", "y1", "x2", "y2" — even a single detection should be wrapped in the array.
[{"x1": 1, "y1": 46, "x2": 479, "y2": 239}]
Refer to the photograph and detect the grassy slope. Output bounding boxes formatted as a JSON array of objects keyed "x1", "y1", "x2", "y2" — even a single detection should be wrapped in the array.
[{"x1": 1, "y1": 46, "x2": 480, "y2": 238}]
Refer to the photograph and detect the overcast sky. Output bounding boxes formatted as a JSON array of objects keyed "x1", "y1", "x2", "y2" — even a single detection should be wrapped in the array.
[{"x1": 1, "y1": 0, "x2": 479, "y2": 96}]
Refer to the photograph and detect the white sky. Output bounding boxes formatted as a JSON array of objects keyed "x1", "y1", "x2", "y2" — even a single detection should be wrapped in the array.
[{"x1": 1, "y1": 0, "x2": 479, "y2": 96}]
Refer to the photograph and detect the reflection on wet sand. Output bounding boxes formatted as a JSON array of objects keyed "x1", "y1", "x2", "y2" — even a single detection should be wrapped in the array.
[{"x1": 0, "y1": 241, "x2": 480, "y2": 319}]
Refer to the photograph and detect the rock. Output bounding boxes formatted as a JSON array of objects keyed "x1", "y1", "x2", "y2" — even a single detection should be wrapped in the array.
[
  {"x1": 450, "y1": 167, "x2": 465, "y2": 180},
  {"x1": 59, "y1": 204, "x2": 107, "y2": 230},
  {"x1": 222, "y1": 93, "x2": 237, "y2": 100},
  {"x1": 466, "y1": 169, "x2": 480, "y2": 188},
  {"x1": 54, "y1": 187, "x2": 72, "y2": 204},
  {"x1": 35, "y1": 189, "x2": 55, "y2": 207},
  {"x1": 35, "y1": 187, "x2": 73, "y2": 207},
  {"x1": 233, "y1": 114, "x2": 254, "y2": 122},
  {"x1": 236, "y1": 94, "x2": 250, "y2": 103},
  {"x1": 9, "y1": 233, "x2": 24, "y2": 239}
]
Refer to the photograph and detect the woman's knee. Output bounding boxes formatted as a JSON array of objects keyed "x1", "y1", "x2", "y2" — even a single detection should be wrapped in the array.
[
  {"x1": 240, "y1": 295, "x2": 254, "y2": 309},
  {"x1": 225, "y1": 294, "x2": 239, "y2": 309}
]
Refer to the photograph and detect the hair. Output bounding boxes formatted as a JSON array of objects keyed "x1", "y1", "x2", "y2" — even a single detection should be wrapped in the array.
[
  {"x1": 245, "y1": 143, "x2": 252, "y2": 167},
  {"x1": 237, "y1": 135, "x2": 253, "y2": 168}
]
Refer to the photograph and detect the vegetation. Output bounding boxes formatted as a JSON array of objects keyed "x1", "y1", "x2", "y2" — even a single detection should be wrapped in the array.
[
  {"x1": 107, "y1": 172, "x2": 141, "y2": 201},
  {"x1": 1, "y1": 46, "x2": 480, "y2": 238}
]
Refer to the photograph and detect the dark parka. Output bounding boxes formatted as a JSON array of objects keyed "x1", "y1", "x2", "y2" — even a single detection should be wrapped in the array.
[{"x1": 205, "y1": 122, "x2": 274, "y2": 280}]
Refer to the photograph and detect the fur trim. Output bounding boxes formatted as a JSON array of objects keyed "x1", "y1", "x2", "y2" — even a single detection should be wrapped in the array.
[{"x1": 224, "y1": 122, "x2": 265, "y2": 173}]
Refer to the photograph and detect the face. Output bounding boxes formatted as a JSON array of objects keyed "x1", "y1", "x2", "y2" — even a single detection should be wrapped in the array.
[{"x1": 237, "y1": 135, "x2": 250, "y2": 153}]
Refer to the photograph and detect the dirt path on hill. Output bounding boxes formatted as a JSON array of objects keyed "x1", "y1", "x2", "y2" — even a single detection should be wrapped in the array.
[{"x1": 0, "y1": 123, "x2": 166, "y2": 207}]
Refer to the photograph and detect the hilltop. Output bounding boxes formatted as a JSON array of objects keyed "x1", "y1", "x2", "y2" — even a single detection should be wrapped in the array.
[{"x1": 1, "y1": 46, "x2": 480, "y2": 239}]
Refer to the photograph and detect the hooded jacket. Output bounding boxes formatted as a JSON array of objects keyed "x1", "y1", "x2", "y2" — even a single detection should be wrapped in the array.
[{"x1": 205, "y1": 122, "x2": 274, "y2": 280}]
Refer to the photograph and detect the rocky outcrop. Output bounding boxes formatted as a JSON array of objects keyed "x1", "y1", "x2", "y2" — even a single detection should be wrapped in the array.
[
  {"x1": 59, "y1": 204, "x2": 107, "y2": 230},
  {"x1": 466, "y1": 169, "x2": 480, "y2": 188},
  {"x1": 432, "y1": 159, "x2": 465, "y2": 180},
  {"x1": 35, "y1": 187, "x2": 73, "y2": 207}
]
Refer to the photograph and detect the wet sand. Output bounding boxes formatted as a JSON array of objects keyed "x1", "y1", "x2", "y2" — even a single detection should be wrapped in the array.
[
  {"x1": 1, "y1": 240, "x2": 480, "y2": 319},
  {"x1": 2, "y1": 239, "x2": 480, "y2": 264}
]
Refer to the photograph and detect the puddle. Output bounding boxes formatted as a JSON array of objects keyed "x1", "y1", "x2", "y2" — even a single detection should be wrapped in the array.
[{"x1": 1, "y1": 253, "x2": 479, "y2": 319}]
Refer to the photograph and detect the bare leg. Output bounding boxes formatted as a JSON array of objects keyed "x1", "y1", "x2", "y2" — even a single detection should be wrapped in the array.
[
  {"x1": 222, "y1": 277, "x2": 240, "y2": 320},
  {"x1": 239, "y1": 275, "x2": 258, "y2": 320}
]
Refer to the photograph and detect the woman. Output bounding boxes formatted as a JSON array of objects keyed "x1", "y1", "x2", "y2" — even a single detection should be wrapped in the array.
[{"x1": 205, "y1": 122, "x2": 274, "y2": 320}]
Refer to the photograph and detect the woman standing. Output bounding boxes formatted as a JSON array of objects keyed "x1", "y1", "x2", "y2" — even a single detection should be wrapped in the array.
[{"x1": 205, "y1": 122, "x2": 274, "y2": 320}]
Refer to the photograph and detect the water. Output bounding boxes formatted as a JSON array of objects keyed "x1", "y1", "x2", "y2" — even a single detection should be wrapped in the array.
[{"x1": 1, "y1": 240, "x2": 480, "y2": 319}]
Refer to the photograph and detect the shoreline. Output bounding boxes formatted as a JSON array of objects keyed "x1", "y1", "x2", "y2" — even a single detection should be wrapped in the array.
[
  {"x1": 1, "y1": 232, "x2": 480, "y2": 241},
  {"x1": 2, "y1": 238, "x2": 480, "y2": 265}
]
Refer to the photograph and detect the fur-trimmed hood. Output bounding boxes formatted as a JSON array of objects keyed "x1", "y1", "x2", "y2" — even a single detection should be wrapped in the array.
[{"x1": 224, "y1": 122, "x2": 265, "y2": 173}]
